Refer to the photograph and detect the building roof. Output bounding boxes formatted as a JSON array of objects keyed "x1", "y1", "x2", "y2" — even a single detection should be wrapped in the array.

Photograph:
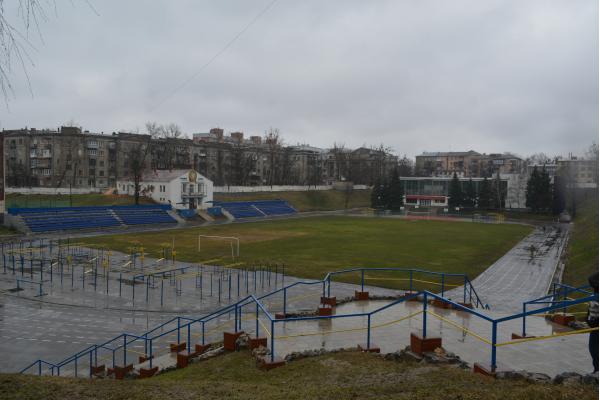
[
  {"x1": 141, "y1": 169, "x2": 196, "y2": 182},
  {"x1": 418, "y1": 150, "x2": 481, "y2": 157}
]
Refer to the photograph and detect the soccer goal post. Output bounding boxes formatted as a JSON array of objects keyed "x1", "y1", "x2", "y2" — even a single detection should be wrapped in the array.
[{"x1": 198, "y1": 235, "x2": 240, "y2": 259}]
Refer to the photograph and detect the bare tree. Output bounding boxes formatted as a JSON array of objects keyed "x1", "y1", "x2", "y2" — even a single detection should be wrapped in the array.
[
  {"x1": 370, "y1": 144, "x2": 394, "y2": 185},
  {"x1": 526, "y1": 152, "x2": 552, "y2": 166},
  {"x1": 230, "y1": 142, "x2": 255, "y2": 186},
  {"x1": 146, "y1": 122, "x2": 189, "y2": 170},
  {"x1": 123, "y1": 137, "x2": 152, "y2": 205},
  {"x1": 0, "y1": 0, "x2": 46, "y2": 102},
  {"x1": 145, "y1": 122, "x2": 162, "y2": 138},
  {"x1": 264, "y1": 127, "x2": 282, "y2": 186},
  {"x1": 397, "y1": 155, "x2": 414, "y2": 176},
  {"x1": 331, "y1": 143, "x2": 349, "y2": 181}
]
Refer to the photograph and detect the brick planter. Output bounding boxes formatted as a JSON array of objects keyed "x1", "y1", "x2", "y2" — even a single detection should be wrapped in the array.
[
  {"x1": 432, "y1": 298, "x2": 452, "y2": 309},
  {"x1": 249, "y1": 337, "x2": 268, "y2": 350},
  {"x1": 139, "y1": 366, "x2": 159, "y2": 379},
  {"x1": 320, "y1": 296, "x2": 337, "y2": 307},
  {"x1": 511, "y1": 333, "x2": 536, "y2": 340},
  {"x1": 195, "y1": 343, "x2": 211, "y2": 355},
  {"x1": 473, "y1": 362, "x2": 496, "y2": 377},
  {"x1": 410, "y1": 333, "x2": 442, "y2": 355},
  {"x1": 552, "y1": 313, "x2": 575, "y2": 326},
  {"x1": 90, "y1": 364, "x2": 105, "y2": 375},
  {"x1": 223, "y1": 331, "x2": 245, "y2": 351},
  {"x1": 355, "y1": 291, "x2": 370, "y2": 301},
  {"x1": 170, "y1": 342, "x2": 186, "y2": 353},
  {"x1": 108, "y1": 364, "x2": 133, "y2": 380},
  {"x1": 318, "y1": 304, "x2": 333, "y2": 316},
  {"x1": 177, "y1": 351, "x2": 193, "y2": 368}
]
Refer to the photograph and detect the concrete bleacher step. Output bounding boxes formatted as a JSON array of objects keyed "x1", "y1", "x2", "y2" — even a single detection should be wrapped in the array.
[
  {"x1": 167, "y1": 210, "x2": 186, "y2": 224},
  {"x1": 252, "y1": 205, "x2": 268, "y2": 216},
  {"x1": 12, "y1": 216, "x2": 31, "y2": 234},
  {"x1": 221, "y1": 208, "x2": 235, "y2": 221},
  {"x1": 197, "y1": 210, "x2": 215, "y2": 222},
  {"x1": 110, "y1": 210, "x2": 126, "y2": 226}
]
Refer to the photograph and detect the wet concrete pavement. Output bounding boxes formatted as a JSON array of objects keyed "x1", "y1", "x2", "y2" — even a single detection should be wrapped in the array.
[
  {"x1": 445, "y1": 225, "x2": 569, "y2": 313},
  {"x1": 2, "y1": 223, "x2": 595, "y2": 378}
]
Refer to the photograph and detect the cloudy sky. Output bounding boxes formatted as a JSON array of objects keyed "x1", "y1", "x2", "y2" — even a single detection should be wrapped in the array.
[{"x1": 1, "y1": 0, "x2": 598, "y2": 158}]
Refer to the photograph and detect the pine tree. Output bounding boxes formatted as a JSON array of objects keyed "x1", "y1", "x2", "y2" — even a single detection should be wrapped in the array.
[
  {"x1": 552, "y1": 174, "x2": 566, "y2": 215},
  {"x1": 448, "y1": 173, "x2": 464, "y2": 210},
  {"x1": 490, "y1": 171, "x2": 506, "y2": 209},
  {"x1": 525, "y1": 167, "x2": 539, "y2": 211},
  {"x1": 526, "y1": 166, "x2": 552, "y2": 213},
  {"x1": 464, "y1": 178, "x2": 477, "y2": 208},
  {"x1": 478, "y1": 177, "x2": 492, "y2": 209},
  {"x1": 538, "y1": 168, "x2": 552, "y2": 212},
  {"x1": 386, "y1": 168, "x2": 404, "y2": 211},
  {"x1": 371, "y1": 181, "x2": 386, "y2": 209}
]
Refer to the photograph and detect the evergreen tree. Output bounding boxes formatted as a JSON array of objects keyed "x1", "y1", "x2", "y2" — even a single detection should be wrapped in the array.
[
  {"x1": 478, "y1": 177, "x2": 492, "y2": 209},
  {"x1": 448, "y1": 172, "x2": 464, "y2": 211},
  {"x1": 386, "y1": 168, "x2": 404, "y2": 211},
  {"x1": 448, "y1": 173, "x2": 464, "y2": 210},
  {"x1": 464, "y1": 178, "x2": 477, "y2": 208},
  {"x1": 525, "y1": 167, "x2": 539, "y2": 211},
  {"x1": 552, "y1": 174, "x2": 566, "y2": 215},
  {"x1": 526, "y1": 166, "x2": 552, "y2": 213},
  {"x1": 490, "y1": 171, "x2": 506, "y2": 209},
  {"x1": 371, "y1": 181, "x2": 386, "y2": 209},
  {"x1": 538, "y1": 168, "x2": 552, "y2": 212}
]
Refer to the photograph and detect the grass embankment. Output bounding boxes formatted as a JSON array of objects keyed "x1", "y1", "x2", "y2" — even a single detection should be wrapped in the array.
[
  {"x1": 563, "y1": 196, "x2": 599, "y2": 287},
  {"x1": 80, "y1": 216, "x2": 531, "y2": 289},
  {"x1": 0, "y1": 225, "x2": 17, "y2": 236},
  {"x1": 0, "y1": 351, "x2": 595, "y2": 400},
  {"x1": 214, "y1": 189, "x2": 371, "y2": 212},
  {"x1": 6, "y1": 193, "x2": 155, "y2": 208}
]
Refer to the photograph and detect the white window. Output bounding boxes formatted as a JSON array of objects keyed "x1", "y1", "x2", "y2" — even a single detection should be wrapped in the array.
[{"x1": 42, "y1": 168, "x2": 51, "y2": 176}]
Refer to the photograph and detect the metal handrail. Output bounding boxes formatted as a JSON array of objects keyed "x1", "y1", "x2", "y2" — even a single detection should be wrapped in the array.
[{"x1": 20, "y1": 267, "x2": 482, "y2": 375}]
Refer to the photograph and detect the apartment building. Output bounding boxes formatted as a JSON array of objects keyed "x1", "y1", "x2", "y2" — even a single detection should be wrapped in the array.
[{"x1": 3, "y1": 126, "x2": 398, "y2": 190}]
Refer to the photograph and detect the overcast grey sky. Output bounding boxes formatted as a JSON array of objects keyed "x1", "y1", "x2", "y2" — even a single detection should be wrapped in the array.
[{"x1": 1, "y1": 0, "x2": 598, "y2": 158}]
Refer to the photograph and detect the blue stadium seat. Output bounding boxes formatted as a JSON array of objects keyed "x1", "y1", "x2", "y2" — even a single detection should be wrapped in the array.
[
  {"x1": 9, "y1": 204, "x2": 176, "y2": 232},
  {"x1": 213, "y1": 200, "x2": 297, "y2": 219}
]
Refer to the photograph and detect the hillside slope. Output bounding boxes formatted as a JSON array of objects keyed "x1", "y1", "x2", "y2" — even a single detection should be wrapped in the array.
[
  {"x1": 214, "y1": 189, "x2": 371, "y2": 211},
  {"x1": 1, "y1": 352, "x2": 595, "y2": 400}
]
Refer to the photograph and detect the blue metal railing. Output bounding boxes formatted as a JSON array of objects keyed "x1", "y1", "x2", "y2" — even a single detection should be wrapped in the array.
[
  {"x1": 521, "y1": 282, "x2": 593, "y2": 337},
  {"x1": 19, "y1": 267, "x2": 501, "y2": 377}
]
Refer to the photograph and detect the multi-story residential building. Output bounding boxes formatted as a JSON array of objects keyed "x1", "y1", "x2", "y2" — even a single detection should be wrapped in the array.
[
  {"x1": 481, "y1": 153, "x2": 525, "y2": 176},
  {"x1": 415, "y1": 151, "x2": 525, "y2": 178},
  {"x1": 415, "y1": 151, "x2": 483, "y2": 177},
  {"x1": 557, "y1": 158, "x2": 598, "y2": 189},
  {"x1": 3, "y1": 126, "x2": 398, "y2": 190}
]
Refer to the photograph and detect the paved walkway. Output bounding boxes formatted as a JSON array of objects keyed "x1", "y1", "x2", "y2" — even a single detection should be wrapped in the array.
[
  {"x1": 445, "y1": 224, "x2": 569, "y2": 313},
  {"x1": 3, "y1": 222, "x2": 593, "y2": 378},
  {"x1": 129, "y1": 299, "x2": 593, "y2": 378}
]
